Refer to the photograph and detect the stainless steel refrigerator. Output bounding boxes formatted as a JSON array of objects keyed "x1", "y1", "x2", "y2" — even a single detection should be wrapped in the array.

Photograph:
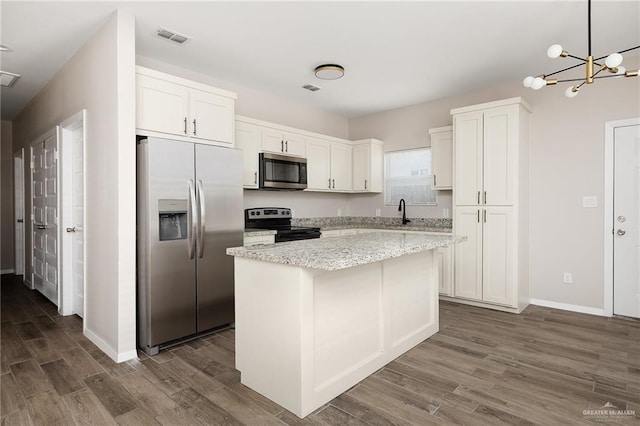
[{"x1": 137, "y1": 136, "x2": 243, "y2": 355}]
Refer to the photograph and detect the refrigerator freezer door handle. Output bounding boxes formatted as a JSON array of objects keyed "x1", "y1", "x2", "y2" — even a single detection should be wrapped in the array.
[
  {"x1": 188, "y1": 180, "x2": 197, "y2": 259},
  {"x1": 197, "y1": 180, "x2": 206, "y2": 258}
]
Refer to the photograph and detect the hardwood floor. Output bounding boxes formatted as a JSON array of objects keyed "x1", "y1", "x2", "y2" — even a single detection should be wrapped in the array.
[{"x1": 2, "y1": 273, "x2": 639, "y2": 425}]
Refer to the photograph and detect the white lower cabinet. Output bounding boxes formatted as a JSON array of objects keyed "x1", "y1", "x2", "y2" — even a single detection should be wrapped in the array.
[
  {"x1": 454, "y1": 206, "x2": 514, "y2": 306},
  {"x1": 436, "y1": 246, "x2": 453, "y2": 296}
]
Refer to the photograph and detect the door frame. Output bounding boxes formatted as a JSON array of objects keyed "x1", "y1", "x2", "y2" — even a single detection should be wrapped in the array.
[
  {"x1": 59, "y1": 110, "x2": 86, "y2": 317},
  {"x1": 13, "y1": 148, "x2": 25, "y2": 280},
  {"x1": 603, "y1": 117, "x2": 640, "y2": 317}
]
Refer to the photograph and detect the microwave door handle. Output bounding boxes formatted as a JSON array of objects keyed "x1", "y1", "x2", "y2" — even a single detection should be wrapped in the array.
[
  {"x1": 197, "y1": 180, "x2": 206, "y2": 258},
  {"x1": 187, "y1": 180, "x2": 196, "y2": 259}
]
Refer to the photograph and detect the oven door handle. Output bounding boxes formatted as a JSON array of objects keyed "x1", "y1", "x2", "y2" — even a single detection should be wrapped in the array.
[{"x1": 197, "y1": 180, "x2": 206, "y2": 259}]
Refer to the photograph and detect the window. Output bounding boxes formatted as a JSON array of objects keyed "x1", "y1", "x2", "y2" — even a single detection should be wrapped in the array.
[{"x1": 384, "y1": 148, "x2": 436, "y2": 206}]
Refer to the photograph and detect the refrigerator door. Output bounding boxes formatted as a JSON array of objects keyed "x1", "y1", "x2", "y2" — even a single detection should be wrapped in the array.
[
  {"x1": 195, "y1": 144, "x2": 243, "y2": 331},
  {"x1": 139, "y1": 137, "x2": 197, "y2": 350}
]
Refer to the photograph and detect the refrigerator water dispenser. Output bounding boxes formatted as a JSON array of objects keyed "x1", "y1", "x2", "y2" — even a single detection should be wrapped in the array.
[{"x1": 158, "y1": 199, "x2": 188, "y2": 241}]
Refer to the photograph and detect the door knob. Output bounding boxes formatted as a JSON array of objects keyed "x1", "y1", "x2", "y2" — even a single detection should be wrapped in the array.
[
  {"x1": 617, "y1": 229, "x2": 626, "y2": 236},
  {"x1": 17, "y1": 219, "x2": 23, "y2": 223},
  {"x1": 66, "y1": 227, "x2": 76, "y2": 233}
]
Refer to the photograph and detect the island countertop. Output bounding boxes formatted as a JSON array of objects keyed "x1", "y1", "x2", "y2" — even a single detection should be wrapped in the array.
[{"x1": 226, "y1": 231, "x2": 466, "y2": 271}]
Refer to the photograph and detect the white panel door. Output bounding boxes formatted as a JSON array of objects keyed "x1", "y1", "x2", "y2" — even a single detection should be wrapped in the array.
[
  {"x1": 482, "y1": 207, "x2": 514, "y2": 306},
  {"x1": 454, "y1": 207, "x2": 482, "y2": 300},
  {"x1": 330, "y1": 143, "x2": 352, "y2": 191},
  {"x1": 14, "y1": 150, "x2": 25, "y2": 277},
  {"x1": 32, "y1": 142, "x2": 45, "y2": 292},
  {"x1": 235, "y1": 121, "x2": 260, "y2": 188},
  {"x1": 454, "y1": 112, "x2": 483, "y2": 205},
  {"x1": 306, "y1": 138, "x2": 331, "y2": 191},
  {"x1": 190, "y1": 89, "x2": 234, "y2": 145},
  {"x1": 613, "y1": 124, "x2": 640, "y2": 318},
  {"x1": 137, "y1": 74, "x2": 189, "y2": 137},
  {"x1": 483, "y1": 105, "x2": 517, "y2": 206},
  {"x1": 70, "y1": 127, "x2": 85, "y2": 317}
]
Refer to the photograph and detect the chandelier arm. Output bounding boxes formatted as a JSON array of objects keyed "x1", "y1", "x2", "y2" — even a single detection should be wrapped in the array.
[
  {"x1": 544, "y1": 62, "x2": 588, "y2": 78},
  {"x1": 594, "y1": 45, "x2": 640, "y2": 62}
]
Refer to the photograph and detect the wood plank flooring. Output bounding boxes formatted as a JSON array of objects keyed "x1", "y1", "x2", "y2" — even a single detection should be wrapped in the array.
[{"x1": 2, "y1": 273, "x2": 639, "y2": 425}]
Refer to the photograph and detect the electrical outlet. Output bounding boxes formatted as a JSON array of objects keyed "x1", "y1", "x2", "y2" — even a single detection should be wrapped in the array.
[
  {"x1": 375, "y1": 208, "x2": 381, "y2": 217},
  {"x1": 563, "y1": 272, "x2": 573, "y2": 284},
  {"x1": 337, "y1": 208, "x2": 342, "y2": 217},
  {"x1": 442, "y1": 208, "x2": 450, "y2": 218},
  {"x1": 290, "y1": 209, "x2": 295, "y2": 217}
]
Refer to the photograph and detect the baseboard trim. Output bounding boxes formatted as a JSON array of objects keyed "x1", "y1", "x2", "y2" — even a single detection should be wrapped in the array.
[
  {"x1": 83, "y1": 327, "x2": 138, "y2": 363},
  {"x1": 529, "y1": 298, "x2": 606, "y2": 317},
  {"x1": 1, "y1": 269, "x2": 16, "y2": 275}
]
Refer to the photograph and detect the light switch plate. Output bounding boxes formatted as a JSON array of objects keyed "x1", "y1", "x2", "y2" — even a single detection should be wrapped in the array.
[{"x1": 582, "y1": 196, "x2": 598, "y2": 208}]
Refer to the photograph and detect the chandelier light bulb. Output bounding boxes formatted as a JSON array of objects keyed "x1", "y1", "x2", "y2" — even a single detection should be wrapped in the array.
[
  {"x1": 531, "y1": 77, "x2": 546, "y2": 90},
  {"x1": 547, "y1": 44, "x2": 564, "y2": 59},
  {"x1": 523, "y1": 76, "x2": 535, "y2": 88},
  {"x1": 565, "y1": 86, "x2": 579, "y2": 98},
  {"x1": 605, "y1": 53, "x2": 623, "y2": 68},
  {"x1": 614, "y1": 66, "x2": 626, "y2": 75}
]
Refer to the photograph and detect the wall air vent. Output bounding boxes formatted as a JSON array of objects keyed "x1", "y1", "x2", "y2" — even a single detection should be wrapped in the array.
[
  {"x1": 302, "y1": 84, "x2": 320, "y2": 92},
  {"x1": 155, "y1": 28, "x2": 191, "y2": 44}
]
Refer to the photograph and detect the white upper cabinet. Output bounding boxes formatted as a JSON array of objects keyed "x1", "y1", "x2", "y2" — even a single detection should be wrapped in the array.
[
  {"x1": 136, "y1": 66, "x2": 236, "y2": 146},
  {"x1": 352, "y1": 139, "x2": 383, "y2": 193},
  {"x1": 453, "y1": 104, "x2": 519, "y2": 206},
  {"x1": 429, "y1": 126, "x2": 453, "y2": 190},
  {"x1": 306, "y1": 138, "x2": 331, "y2": 191},
  {"x1": 330, "y1": 143, "x2": 353, "y2": 191},
  {"x1": 261, "y1": 129, "x2": 306, "y2": 157},
  {"x1": 235, "y1": 121, "x2": 260, "y2": 188}
]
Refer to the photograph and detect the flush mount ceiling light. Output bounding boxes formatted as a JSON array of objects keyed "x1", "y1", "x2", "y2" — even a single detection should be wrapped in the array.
[
  {"x1": 523, "y1": 0, "x2": 639, "y2": 98},
  {"x1": 0, "y1": 70, "x2": 20, "y2": 87},
  {"x1": 314, "y1": 64, "x2": 344, "y2": 80}
]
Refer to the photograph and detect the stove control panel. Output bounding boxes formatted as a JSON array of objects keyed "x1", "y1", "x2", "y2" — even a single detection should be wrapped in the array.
[{"x1": 245, "y1": 207, "x2": 291, "y2": 220}]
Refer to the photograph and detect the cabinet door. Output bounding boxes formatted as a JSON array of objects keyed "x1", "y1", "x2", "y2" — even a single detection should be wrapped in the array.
[
  {"x1": 235, "y1": 121, "x2": 260, "y2": 188},
  {"x1": 261, "y1": 128, "x2": 285, "y2": 153},
  {"x1": 482, "y1": 207, "x2": 515, "y2": 306},
  {"x1": 454, "y1": 207, "x2": 482, "y2": 300},
  {"x1": 437, "y1": 246, "x2": 453, "y2": 296},
  {"x1": 306, "y1": 138, "x2": 331, "y2": 191},
  {"x1": 431, "y1": 130, "x2": 453, "y2": 189},
  {"x1": 283, "y1": 132, "x2": 306, "y2": 156},
  {"x1": 352, "y1": 144, "x2": 370, "y2": 191},
  {"x1": 137, "y1": 74, "x2": 189, "y2": 137},
  {"x1": 190, "y1": 89, "x2": 234, "y2": 145},
  {"x1": 483, "y1": 106, "x2": 517, "y2": 205},
  {"x1": 330, "y1": 143, "x2": 353, "y2": 191},
  {"x1": 454, "y1": 112, "x2": 483, "y2": 205}
]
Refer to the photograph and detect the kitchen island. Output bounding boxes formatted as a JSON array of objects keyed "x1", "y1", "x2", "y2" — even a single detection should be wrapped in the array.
[{"x1": 226, "y1": 231, "x2": 465, "y2": 417}]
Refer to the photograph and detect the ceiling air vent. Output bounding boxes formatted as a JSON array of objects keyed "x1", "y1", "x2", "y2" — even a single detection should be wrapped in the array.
[
  {"x1": 155, "y1": 28, "x2": 190, "y2": 44},
  {"x1": 302, "y1": 84, "x2": 320, "y2": 92}
]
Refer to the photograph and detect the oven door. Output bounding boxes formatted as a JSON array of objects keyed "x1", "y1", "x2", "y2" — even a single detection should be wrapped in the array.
[{"x1": 259, "y1": 153, "x2": 307, "y2": 190}]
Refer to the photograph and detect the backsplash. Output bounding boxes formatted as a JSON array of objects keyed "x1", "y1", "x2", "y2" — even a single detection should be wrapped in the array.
[{"x1": 292, "y1": 216, "x2": 452, "y2": 229}]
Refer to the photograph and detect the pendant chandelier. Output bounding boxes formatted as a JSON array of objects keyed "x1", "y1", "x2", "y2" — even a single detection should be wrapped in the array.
[{"x1": 523, "y1": 0, "x2": 639, "y2": 97}]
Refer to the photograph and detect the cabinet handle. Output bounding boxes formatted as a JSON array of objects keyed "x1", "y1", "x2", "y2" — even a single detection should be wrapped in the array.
[
  {"x1": 193, "y1": 119, "x2": 197, "y2": 136},
  {"x1": 254, "y1": 171, "x2": 257, "y2": 185},
  {"x1": 477, "y1": 210, "x2": 480, "y2": 223},
  {"x1": 332, "y1": 179, "x2": 335, "y2": 189},
  {"x1": 184, "y1": 117, "x2": 187, "y2": 134},
  {"x1": 281, "y1": 140, "x2": 284, "y2": 152},
  {"x1": 484, "y1": 191, "x2": 487, "y2": 204},
  {"x1": 477, "y1": 191, "x2": 481, "y2": 205},
  {"x1": 364, "y1": 179, "x2": 367, "y2": 190},
  {"x1": 285, "y1": 140, "x2": 288, "y2": 152},
  {"x1": 483, "y1": 209, "x2": 487, "y2": 223},
  {"x1": 433, "y1": 174, "x2": 437, "y2": 187},
  {"x1": 328, "y1": 178, "x2": 332, "y2": 189}
]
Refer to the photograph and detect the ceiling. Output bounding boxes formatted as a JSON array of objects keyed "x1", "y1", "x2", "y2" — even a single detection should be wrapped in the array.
[{"x1": 1, "y1": 1, "x2": 639, "y2": 120}]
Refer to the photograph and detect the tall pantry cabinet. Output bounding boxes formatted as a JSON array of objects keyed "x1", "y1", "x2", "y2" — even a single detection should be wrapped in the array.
[{"x1": 450, "y1": 98, "x2": 531, "y2": 313}]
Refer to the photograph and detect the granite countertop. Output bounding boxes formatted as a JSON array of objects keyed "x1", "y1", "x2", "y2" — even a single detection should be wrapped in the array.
[
  {"x1": 292, "y1": 216, "x2": 452, "y2": 233},
  {"x1": 320, "y1": 224, "x2": 452, "y2": 233},
  {"x1": 244, "y1": 229, "x2": 277, "y2": 237},
  {"x1": 227, "y1": 231, "x2": 466, "y2": 271}
]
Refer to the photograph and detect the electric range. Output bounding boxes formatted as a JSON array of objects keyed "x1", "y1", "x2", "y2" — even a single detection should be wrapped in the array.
[{"x1": 244, "y1": 208, "x2": 321, "y2": 243}]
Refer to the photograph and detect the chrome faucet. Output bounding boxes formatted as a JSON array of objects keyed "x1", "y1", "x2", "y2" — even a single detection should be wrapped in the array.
[{"x1": 398, "y1": 198, "x2": 410, "y2": 225}]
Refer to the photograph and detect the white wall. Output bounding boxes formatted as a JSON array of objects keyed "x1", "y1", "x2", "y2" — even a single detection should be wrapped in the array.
[
  {"x1": 11, "y1": 11, "x2": 137, "y2": 362},
  {"x1": 1, "y1": 120, "x2": 14, "y2": 271},
  {"x1": 349, "y1": 60, "x2": 640, "y2": 311}
]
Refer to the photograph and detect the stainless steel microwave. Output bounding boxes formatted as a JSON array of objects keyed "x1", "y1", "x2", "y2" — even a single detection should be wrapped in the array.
[{"x1": 259, "y1": 152, "x2": 307, "y2": 190}]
